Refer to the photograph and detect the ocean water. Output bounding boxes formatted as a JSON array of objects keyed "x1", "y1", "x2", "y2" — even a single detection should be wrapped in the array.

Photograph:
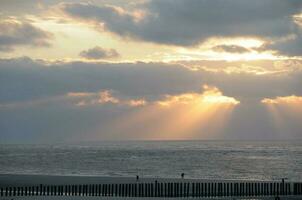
[{"x1": 0, "y1": 140, "x2": 301, "y2": 181}]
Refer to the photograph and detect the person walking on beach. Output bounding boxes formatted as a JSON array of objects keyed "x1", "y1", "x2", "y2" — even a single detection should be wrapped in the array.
[
  {"x1": 181, "y1": 173, "x2": 185, "y2": 179},
  {"x1": 136, "y1": 175, "x2": 139, "y2": 182}
]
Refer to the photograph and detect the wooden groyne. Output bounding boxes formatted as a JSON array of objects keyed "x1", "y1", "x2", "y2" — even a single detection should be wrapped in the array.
[{"x1": 1, "y1": 181, "x2": 301, "y2": 198}]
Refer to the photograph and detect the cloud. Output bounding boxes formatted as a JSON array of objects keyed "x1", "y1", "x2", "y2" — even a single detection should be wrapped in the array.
[
  {"x1": 212, "y1": 45, "x2": 250, "y2": 54},
  {"x1": 60, "y1": 0, "x2": 302, "y2": 47},
  {"x1": 79, "y1": 46, "x2": 120, "y2": 59},
  {"x1": 0, "y1": 57, "x2": 301, "y2": 105},
  {"x1": 262, "y1": 95, "x2": 302, "y2": 104},
  {"x1": 0, "y1": 19, "x2": 53, "y2": 52},
  {"x1": 1, "y1": 57, "x2": 302, "y2": 142},
  {"x1": 264, "y1": 34, "x2": 302, "y2": 56},
  {"x1": 67, "y1": 90, "x2": 146, "y2": 107},
  {"x1": 157, "y1": 85, "x2": 239, "y2": 107}
]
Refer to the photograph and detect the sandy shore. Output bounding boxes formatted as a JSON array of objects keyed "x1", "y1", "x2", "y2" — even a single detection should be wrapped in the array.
[
  {"x1": 0, "y1": 174, "x2": 210, "y2": 187},
  {"x1": 0, "y1": 174, "x2": 265, "y2": 187}
]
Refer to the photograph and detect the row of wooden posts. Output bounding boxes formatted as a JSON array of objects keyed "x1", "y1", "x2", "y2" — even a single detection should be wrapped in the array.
[{"x1": 1, "y1": 181, "x2": 302, "y2": 197}]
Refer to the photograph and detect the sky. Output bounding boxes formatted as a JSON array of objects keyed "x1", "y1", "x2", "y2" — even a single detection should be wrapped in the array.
[{"x1": 0, "y1": 0, "x2": 302, "y2": 143}]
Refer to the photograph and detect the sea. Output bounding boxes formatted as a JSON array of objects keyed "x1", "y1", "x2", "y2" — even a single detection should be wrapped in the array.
[{"x1": 0, "y1": 140, "x2": 301, "y2": 181}]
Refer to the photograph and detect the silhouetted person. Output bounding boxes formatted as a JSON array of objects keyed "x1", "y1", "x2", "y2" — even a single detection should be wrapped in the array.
[
  {"x1": 181, "y1": 173, "x2": 185, "y2": 179},
  {"x1": 136, "y1": 175, "x2": 139, "y2": 182}
]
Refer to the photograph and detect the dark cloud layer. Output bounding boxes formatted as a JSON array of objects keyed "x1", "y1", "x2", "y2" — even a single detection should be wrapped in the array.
[
  {"x1": 1, "y1": 57, "x2": 301, "y2": 104},
  {"x1": 0, "y1": 20, "x2": 53, "y2": 52},
  {"x1": 212, "y1": 45, "x2": 251, "y2": 53},
  {"x1": 266, "y1": 35, "x2": 302, "y2": 56},
  {"x1": 61, "y1": 0, "x2": 302, "y2": 47},
  {"x1": 79, "y1": 46, "x2": 120, "y2": 59},
  {"x1": 0, "y1": 57, "x2": 302, "y2": 142}
]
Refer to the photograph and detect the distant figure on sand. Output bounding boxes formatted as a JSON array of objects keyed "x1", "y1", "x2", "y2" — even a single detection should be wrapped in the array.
[
  {"x1": 136, "y1": 175, "x2": 139, "y2": 181},
  {"x1": 181, "y1": 173, "x2": 185, "y2": 179}
]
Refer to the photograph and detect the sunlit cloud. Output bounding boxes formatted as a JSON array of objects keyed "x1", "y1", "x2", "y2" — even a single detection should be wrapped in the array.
[
  {"x1": 67, "y1": 90, "x2": 146, "y2": 107},
  {"x1": 157, "y1": 85, "x2": 239, "y2": 107},
  {"x1": 262, "y1": 95, "x2": 302, "y2": 105},
  {"x1": 128, "y1": 99, "x2": 147, "y2": 107},
  {"x1": 67, "y1": 92, "x2": 93, "y2": 97}
]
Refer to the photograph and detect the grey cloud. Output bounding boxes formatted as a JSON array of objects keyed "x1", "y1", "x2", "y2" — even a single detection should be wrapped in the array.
[
  {"x1": 61, "y1": 0, "x2": 302, "y2": 46},
  {"x1": 0, "y1": 20, "x2": 53, "y2": 52},
  {"x1": 264, "y1": 35, "x2": 302, "y2": 56},
  {"x1": 0, "y1": 57, "x2": 301, "y2": 104},
  {"x1": 1, "y1": 57, "x2": 302, "y2": 142},
  {"x1": 212, "y1": 45, "x2": 251, "y2": 53},
  {"x1": 79, "y1": 46, "x2": 120, "y2": 59}
]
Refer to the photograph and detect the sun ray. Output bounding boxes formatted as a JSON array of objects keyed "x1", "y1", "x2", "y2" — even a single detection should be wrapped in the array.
[{"x1": 101, "y1": 85, "x2": 240, "y2": 140}]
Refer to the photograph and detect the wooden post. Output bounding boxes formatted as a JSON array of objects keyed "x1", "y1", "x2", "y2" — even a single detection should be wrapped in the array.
[
  {"x1": 54, "y1": 185, "x2": 57, "y2": 196},
  {"x1": 148, "y1": 183, "x2": 150, "y2": 197},
  {"x1": 12, "y1": 187, "x2": 15, "y2": 196},
  {"x1": 137, "y1": 184, "x2": 140, "y2": 197},
  {"x1": 197, "y1": 182, "x2": 200, "y2": 197},
  {"x1": 239, "y1": 183, "x2": 242, "y2": 196},
  {"x1": 46, "y1": 186, "x2": 49, "y2": 196},
  {"x1": 106, "y1": 184, "x2": 109, "y2": 196},
  {"x1": 146, "y1": 183, "x2": 150, "y2": 197},
  {"x1": 172, "y1": 182, "x2": 175, "y2": 197},
  {"x1": 123, "y1": 184, "x2": 126, "y2": 197},
  {"x1": 150, "y1": 183, "x2": 153, "y2": 197},
  {"x1": 117, "y1": 184, "x2": 120, "y2": 197},
  {"x1": 179, "y1": 182, "x2": 182, "y2": 197},
  {"x1": 115, "y1": 184, "x2": 118, "y2": 197},
  {"x1": 207, "y1": 182, "x2": 210, "y2": 197},
  {"x1": 130, "y1": 183, "x2": 133, "y2": 197}
]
